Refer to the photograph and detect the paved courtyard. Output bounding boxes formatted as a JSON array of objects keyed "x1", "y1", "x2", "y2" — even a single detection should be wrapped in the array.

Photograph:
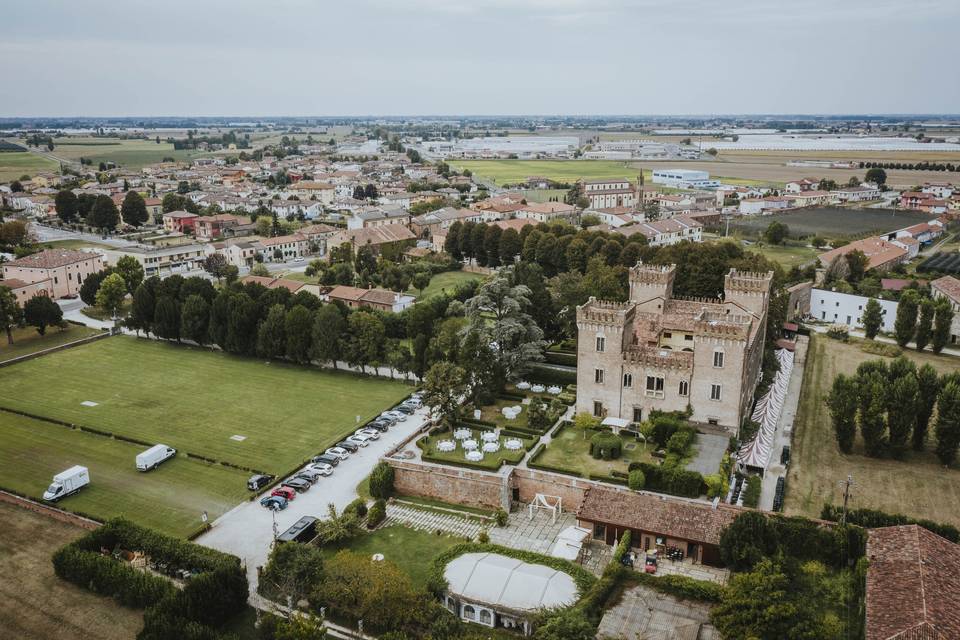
[
  {"x1": 597, "y1": 584, "x2": 718, "y2": 640},
  {"x1": 686, "y1": 432, "x2": 729, "y2": 477}
]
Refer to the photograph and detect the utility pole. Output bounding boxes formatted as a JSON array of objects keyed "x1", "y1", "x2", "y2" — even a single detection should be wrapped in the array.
[{"x1": 839, "y1": 475, "x2": 854, "y2": 526}]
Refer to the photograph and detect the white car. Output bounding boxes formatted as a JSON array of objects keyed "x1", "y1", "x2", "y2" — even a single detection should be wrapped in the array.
[
  {"x1": 325, "y1": 447, "x2": 350, "y2": 460},
  {"x1": 306, "y1": 462, "x2": 334, "y2": 476},
  {"x1": 402, "y1": 398, "x2": 422, "y2": 409},
  {"x1": 347, "y1": 434, "x2": 372, "y2": 446},
  {"x1": 382, "y1": 411, "x2": 407, "y2": 422},
  {"x1": 355, "y1": 428, "x2": 380, "y2": 440}
]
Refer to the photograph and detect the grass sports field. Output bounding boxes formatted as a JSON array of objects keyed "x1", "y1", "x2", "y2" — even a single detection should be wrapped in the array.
[
  {"x1": 0, "y1": 412, "x2": 249, "y2": 537},
  {"x1": 727, "y1": 207, "x2": 932, "y2": 240},
  {"x1": 0, "y1": 336, "x2": 410, "y2": 474},
  {"x1": 0, "y1": 325, "x2": 104, "y2": 364},
  {"x1": 785, "y1": 335, "x2": 960, "y2": 527},
  {"x1": 407, "y1": 270, "x2": 483, "y2": 300},
  {"x1": 0, "y1": 151, "x2": 59, "y2": 181},
  {"x1": 0, "y1": 500, "x2": 143, "y2": 640}
]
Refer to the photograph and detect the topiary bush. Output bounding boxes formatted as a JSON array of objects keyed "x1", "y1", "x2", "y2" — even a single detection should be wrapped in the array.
[
  {"x1": 369, "y1": 461, "x2": 395, "y2": 499},
  {"x1": 590, "y1": 431, "x2": 622, "y2": 460},
  {"x1": 494, "y1": 508, "x2": 508, "y2": 527},
  {"x1": 628, "y1": 469, "x2": 645, "y2": 491},
  {"x1": 367, "y1": 499, "x2": 386, "y2": 529},
  {"x1": 344, "y1": 497, "x2": 368, "y2": 518}
]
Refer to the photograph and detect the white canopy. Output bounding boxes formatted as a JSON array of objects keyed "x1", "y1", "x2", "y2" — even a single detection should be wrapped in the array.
[
  {"x1": 444, "y1": 553, "x2": 578, "y2": 611},
  {"x1": 601, "y1": 417, "x2": 630, "y2": 434},
  {"x1": 737, "y1": 349, "x2": 795, "y2": 469},
  {"x1": 550, "y1": 526, "x2": 591, "y2": 561}
]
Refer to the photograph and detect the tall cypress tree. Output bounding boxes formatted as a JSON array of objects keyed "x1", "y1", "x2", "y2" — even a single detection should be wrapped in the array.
[
  {"x1": 935, "y1": 382, "x2": 960, "y2": 466},
  {"x1": 827, "y1": 374, "x2": 858, "y2": 454},
  {"x1": 915, "y1": 364, "x2": 940, "y2": 451},
  {"x1": 932, "y1": 299, "x2": 955, "y2": 354},
  {"x1": 894, "y1": 290, "x2": 919, "y2": 347},
  {"x1": 915, "y1": 298, "x2": 935, "y2": 351}
]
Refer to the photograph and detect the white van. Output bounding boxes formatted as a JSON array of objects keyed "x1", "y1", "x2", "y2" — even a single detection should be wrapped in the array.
[
  {"x1": 43, "y1": 466, "x2": 90, "y2": 501},
  {"x1": 136, "y1": 444, "x2": 177, "y2": 471}
]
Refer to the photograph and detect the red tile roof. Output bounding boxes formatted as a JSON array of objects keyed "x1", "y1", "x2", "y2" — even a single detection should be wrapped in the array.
[
  {"x1": 6, "y1": 249, "x2": 100, "y2": 269},
  {"x1": 932, "y1": 275, "x2": 960, "y2": 304}
]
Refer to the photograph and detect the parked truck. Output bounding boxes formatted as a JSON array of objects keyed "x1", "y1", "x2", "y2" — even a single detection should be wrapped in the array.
[
  {"x1": 136, "y1": 444, "x2": 177, "y2": 471},
  {"x1": 43, "y1": 466, "x2": 90, "y2": 502}
]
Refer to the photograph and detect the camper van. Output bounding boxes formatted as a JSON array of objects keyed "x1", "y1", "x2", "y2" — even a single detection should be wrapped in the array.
[
  {"x1": 136, "y1": 444, "x2": 177, "y2": 471},
  {"x1": 42, "y1": 466, "x2": 90, "y2": 502}
]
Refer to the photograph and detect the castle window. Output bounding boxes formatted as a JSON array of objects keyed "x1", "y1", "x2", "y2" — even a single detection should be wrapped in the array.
[
  {"x1": 645, "y1": 376, "x2": 664, "y2": 398},
  {"x1": 633, "y1": 407, "x2": 642, "y2": 422},
  {"x1": 713, "y1": 350, "x2": 724, "y2": 368},
  {"x1": 593, "y1": 401, "x2": 604, "y2": 417},
  {"x1": 595, "y1": 369, "x2": 605, "y2": 384},
  {"x1": 596, "y1": 336, "x2": 605, "y2": 352},
  {"x1": 710, "y1": 384, "x2": 722, "y2": 401},
  {"x1": 679, "y1": 380, "x2": 689, "y2": 396},
  {"x1": 684, "y1": 334, "x2": 693, "y2": 341},
  {"x1": 623, "y1": 373, "x2": 632, "y2": 388},
  {"x1": 663, "y1": 331, "x2": 672, "y2": 338}
]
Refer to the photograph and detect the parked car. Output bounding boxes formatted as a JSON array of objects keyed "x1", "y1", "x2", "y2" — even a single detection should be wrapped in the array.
[
  {"x1": 347, "y1": 434, "x2": 372, "y2": 447},
  {"x1": 375, "y1": 414, "x2": 397, "y2": 426},
  {"x1": 306, "y1": 462, "x2": 334, "y2": 476},
  {"x1": 282, "y1": 477, "x2": 311, "y2": 493},
  {"x1": 325, "y1": 447, "x2": 350, "y2": 460},
  {"x1": 296, "y1": 469, "x2": 323, "y2": 483},
  {"x1": 271, "y1": 486, "x2": 296, "y2": 501},
  {"x1": 393, "y1": 405, "x2": 415, "y2": 415},
  {"x1": 355, "y1": 428, "x2": 380, "y2": 440},
  {"x1": 336, "y1": 440, "x2": 360, "y2": 452},
  {"x1": 247, "y1": 474, "x2": 274, "y2": 491},
  {"x1": 277, "y1": 516, "x2": 318, "y2": 544},
  {"x1": 403, "y1": 397, "x2": 423, "y2": 408},
  {"x1": 312, "y1": 454, "x2": 340, "y2": 467},
  {"x1": 365, "y1": 420, "x2": 390, "y2": 432},
  {"x1": 260, "y1": 495, "x2": 288, "y2": 510},
  {"x1": 382, "y1": 410, "x2": 407, "y2": 422}
]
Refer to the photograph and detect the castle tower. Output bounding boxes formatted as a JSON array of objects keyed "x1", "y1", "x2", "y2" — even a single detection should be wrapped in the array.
[
  {"x1": 723, "y1": 269, "x2": 774, "y2": 318},
  {"x1": 629, "y1": 262, "x2": 676, "y2": 303}
]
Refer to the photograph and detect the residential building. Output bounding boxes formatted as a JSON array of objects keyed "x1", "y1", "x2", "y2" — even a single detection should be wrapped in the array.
[
  {"x1": 833, "y1": 184, "x2": 881, "y2": 202},
  {"x1": 162, "y1": 210, "x2": 199, "y2": 233},
  {"x1": 931, "y1": 275, "x2": 960, "y2": 345},
  {"x1": 326, "y1": 225, "x2": 417, "y2": 256},
  {"x1": 209, "y1": 239, "x2": 260, "y2": 268},
  {"x1": 900, "y1": 191, "x2": 935, "y2": 210},
  {"x1": 817, "y1": 237, "x2": 909, "y2": 272},
  {"x1": 580, "y1": 179, "x2": 637, "y2": 209},
  {"x1": 810, "y1": 289, "x2": 898, "y2": 332},
  {"x1": 241, "y1": 275, "x2": 319, "y2": 297},
  {"x1": 785, "y1": 178, "x2": 820, "y2": 193},
  {"x1": 346, "y1": 207, "x2": 411, "y2": 230},
  {"x1": 575, "y1": 263, "x2": 772, "y2": 430},
  {"x1": 325, "y1": 285, "x2": 415, "y2": 312},
  {"x1": 0, "y1": 277, "x2": 54, "y2": 305},
  {"x1": 259, "y1": 233, "x2": 310, "y2": 262},
  {"x1": 194, "y1": 214, "x2": 246, "y2": 240},
  {"x1": 789, "y1": 190, "x2": 833, "y2": 207},
  {"x1": 288, "y1": 181, "x2": 335, "y2": 205},
  {"x1": 922, "y1": 182, "x2": 954, "y2": 199},
  {"x1": 516, "y1": 201, "x2": 578, "y2": 223},
  {"x1": 615, "y1": 215, "x2": 703, "y2": 247},
  {"x1": 97, "y1": 244, "x2": 207, "y2": 277},
  {"x1": 1, "y1": 249, "x2": 103, "y2": 299}
]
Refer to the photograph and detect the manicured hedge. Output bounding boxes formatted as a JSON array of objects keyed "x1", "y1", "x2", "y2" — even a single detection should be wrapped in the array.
[
  {"x1": 820, "y1": 505, "x2": 959, "y2": 543},
  {"x1": 526, "y1": 363, "x2": 577, "y2": 386},
  {"x1": 633, "y1": 571, "x2": 726, "y2": 604},
  {"x1": 545, "y1": 351, "x2": 578, "y2": 367},
  {"x1": 52, "y1": 545, "x2": 175, "y2": 608},
  {"x1": 628, "y1": 462, "x2": 704, "y2": 498},
  {"x1": 590, "y1": 431, "x2": 622, "y2": 459}
]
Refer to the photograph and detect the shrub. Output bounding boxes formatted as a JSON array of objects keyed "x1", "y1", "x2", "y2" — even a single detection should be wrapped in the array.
[
  {"x1": 820, "y1": 505, "x2": 960, "y2": 543},
  {"x1": 494, "y1": 508, "x2": 508, "y2": 527},
  {"x1": 629, "y1": 462, "x2": 704, "y2": 498},
  {"x1": 741, "y1": 477, "x2": 761, "y2": 508},
  {"x1": 477, "y1": 530, "x2": 490, "y2": 543},
  {"x1": 826, "y1": 324, "x2": 849, "y2": 341},
  {"x1": 367, "y1": 499, "x2": 386, "y2": 529},
  {"x1": 666, "y1": 427, "x2": 695, "y2": 456},
  {"x1": 627, "y1": 469, "x2": 645, "y2": 491},
  {"x1": 704, "y1": 473, "x2": 727, "y2": 499},
  {"x1": 589, "y1": 431, "x2": 622, "y2": 460},
  {"x1": 369, "y1": 462, "x2": 395, "y2": 499},
  {"x1": 344, "y1": 498, "x2": 368, "y2": 518}
]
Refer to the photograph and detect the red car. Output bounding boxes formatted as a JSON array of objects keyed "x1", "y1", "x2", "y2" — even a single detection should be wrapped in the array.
[{"x1": 271, "y1": 486, "x2": 296, "y2": 501}]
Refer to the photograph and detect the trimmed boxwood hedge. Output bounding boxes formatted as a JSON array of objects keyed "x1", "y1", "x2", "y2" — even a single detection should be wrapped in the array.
[
  {"x1": 628, "y1": 462, "x2": 704, "y2": 498},
  {"x1": 526, "y1": 363, "x2": 577, "y2": 386},
  {"x1": 820, "y1": 505, "x2": 960, "y2": 543},
  {"x1": 590, "y1": 431, "x2": 622, "y2": 459}
]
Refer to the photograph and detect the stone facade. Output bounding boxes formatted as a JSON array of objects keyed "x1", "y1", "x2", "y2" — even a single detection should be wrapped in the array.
[{"x1": 575, "y1": 263, "x2": 772, "y2": 432}]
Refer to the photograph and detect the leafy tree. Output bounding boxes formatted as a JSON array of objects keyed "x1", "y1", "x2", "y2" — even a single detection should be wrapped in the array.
[
  {"x1": 411, "y1": 272, "x2": 431, "y2": 297},
  {"x1": 23, "y1": 294, "x2": 62, "y2": 335},
  {"x1": 314, "y1": 504, "x2": 362, "y2": 547},
  {"x1": 180, "y1": 294, "x2": 209, "y2": 344},
  {"x1": 527, "y1": 398, "x2": 552, "y2": 432},
  {"x1": 533, "y1": 609, "x2": 595, "y2": 640},
  {"x1": 0, "y1": 286, "x2": 22, "y2": 344},
  {"x1": 95, "y1": 273, "x2": 128, "y2": 319},
  {"x1": 861, "y1": 298, "x2": 882, "y2": 339},
  {"x1": 935, "y1": 382, "x2": 960, "y2": 466},
  {"x1": 859, "y1": 375, "x2": 888, "y2": 457},
  {"x1": 894, "y1": 290, "x2": 919, "y2": 347},
  {"x1": 932, "y1": 299, "x2": 955, "y2": 353},
  {"x1": 79, "y1": 268, "x2": 112, "y2": 306},
  {"x1": 127, "y1": 280, "x2": 156, "y2": 335},
  {"x1": 422, "y1": 361, "x2": 468, "y2": 428},
  {"x1": 368, "y1": 461, "x2": 395, "y2": 499},
  {"x1": 259, "y1": 613, "x2": 328, "y2": 640},
  {"x1": 718, "y1": 511, "x2": 778, "y2": 571},
  {"x1": 55, "y1": 190, "x2": 78, "y2": 223},
  {"x1": 915, "y1": 364, "x2": 940, "y2": 451},
  {"x1": 202, "y1": 253, "x2": 231, "y2": 283},
  {"x1": 284, "y1": 305, "x2": 313, "y2": 364},
  {"x1": 865, "y1": 167, "x2": 887, "y2": 185},
  {"x1": 844, "y1": 250, "x2": 869, "y2": 283},
  {"x1": 114, "y1": 255, "x2": 144, "y2": 294},
  {"x1": 499, "y1": 227, "x2": 522, "y2": 265},
  {"x1": 573, "y1": 412, "x2": 599, "y2": 440},
  {"x1": 88, "y1": 194, "x2": 119, "y2": 232},
  {"x1": 763, "y1": 221, "x2": 789, "y2": 245},
  {"x1": 444, "y1": 222, "x2": 462, "y2": 260},
  {"x1": 256, "y1": 304, "x2": 287, "y2": 358},
  {"x1": 826, "y1": 374, "x2": 858, "y2": 453},
  {"x1": 311, "y1": 304, "x2": 345, "y2": 368},
  {"x1": 152, "y1": 296, "x2": 181, "y2": 341},
  {"x1": 345, "y1": 311, "x2": 385, "y2": 373},
  {"x1": 628, "y1": 468, "x2": 646, "y2": 490},
  {"x1": 225, "y1": 293, "x2": 259, "y2": 355},
  {"x1": 120, "y1": 191, "x2": 149, "y2": 227},
  {"x1": 887, "y1": 374, "x2": 919, "y2": 458},
  {"x1": 207, "y1": 290, "x2": 232, "y2": 346},
  {"x1": 915, "y1": 298, "x2": 935, "y2": 351}
]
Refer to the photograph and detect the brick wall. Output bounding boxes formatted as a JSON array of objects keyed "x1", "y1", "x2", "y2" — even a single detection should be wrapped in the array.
[{"x1": 388, "y1": 459, "x2": 507, "y2": 510}]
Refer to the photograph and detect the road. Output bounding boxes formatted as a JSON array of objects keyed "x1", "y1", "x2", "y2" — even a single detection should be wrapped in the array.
[{"x1": 196, "y1": 408, "x2": 430, "y2": 593}]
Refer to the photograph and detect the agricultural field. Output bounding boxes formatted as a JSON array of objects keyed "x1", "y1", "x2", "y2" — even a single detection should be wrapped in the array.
[
  {"x1": 0, "y1": 336, "x2": 410, "y2": 474},
  {"x1": 0, "y1": 500, "x2": 143, "y2": 640},
  {"x1": 407, "y1": 270, "x2": 483, "y2": 300},
  {"x1": 449, "y1": 160, "x2": 644, "y2": 186},
  {"x1": 0, "y1": 150, "x2": 60, "y2": 181},
  {"x1": 785, "y1": 335, "x2": 960, "y2": 527},
  {"x1": 917, "y1": 251, "x2": 960, "y2": 275},
  {"x1": 0, "y1": 412, "x2": 250, "y2": 538},
  {"x1": 0, "y1": 324, "x2": 103, "y2": 364},
  {"x1": 726, "y1": 207, "x2": 931, "y2": 240},
  {"x1": 46, "y1": 137, "x2": 205, "y2": 169}
]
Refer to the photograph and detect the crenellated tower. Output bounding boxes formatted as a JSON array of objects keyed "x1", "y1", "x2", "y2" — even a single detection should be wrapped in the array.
[
  {"x1": 629, "y1": 262, "x2": 675, "y2": 303},
  {"x1": 723, "y1": 269, "x2": 774, "y2": 318}
]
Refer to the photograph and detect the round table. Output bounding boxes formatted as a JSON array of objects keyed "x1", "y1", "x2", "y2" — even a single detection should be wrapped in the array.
[
  {"x1": 462, "y1": 439, "x2": 479, "y2": 451},
  {"x1": 482, "y1": 442, "x2": 500, "y2": 453},
  {"x1": 482, "y1": 431, "x2": 499, "y2": 442},
  {"x1": 504, "y1": 439, "x2": 523, "y2": 451},
  {"x1": 437, "y1": 440, "x2": 456, "y2": 452},
  {"x1": 516, "y1": 381, "x2": 531, "y2": 390},
  {"x1": 465, "y1": 450, "x2": 484, "y2": 462},
  {"x1": 453, "y1": 428, "x2": 472, "y2": 440}
]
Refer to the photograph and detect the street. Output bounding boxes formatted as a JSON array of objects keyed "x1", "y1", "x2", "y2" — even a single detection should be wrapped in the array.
[{"x1": 196, "y1": 408, "x2": 429, "y2": 593}]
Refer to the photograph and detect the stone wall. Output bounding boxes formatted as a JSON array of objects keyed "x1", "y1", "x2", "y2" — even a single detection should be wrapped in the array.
[
  {"x1": 388, "y1": 459, "x2": 507, "y2": 510},
  {"x1": 510, "y1": 468, "x2": 593, "y2": 512}
]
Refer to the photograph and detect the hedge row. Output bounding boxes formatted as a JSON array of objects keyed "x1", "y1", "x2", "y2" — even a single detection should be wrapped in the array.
[
  {"x1": 526, "y1": 363, "x2": 577, "y2": 386},
  {"x1": 589, "y1": 473, "x2": 628, "y2": 486},
  {"x1": 632, "y1": 571, "x2": 726, "y2": 604},
  {"x1": 628, "y1": 462, "x2": 704, "y2": 498},
  {"x1": 820, "y1": 505, "x2": 960, "y2": 543},
  {"x1": 544, "y1": 351, "x2": 578, "y2": 367},
  {"x1": 53, "y1": 545, "x2": 175, "y2": 608}
]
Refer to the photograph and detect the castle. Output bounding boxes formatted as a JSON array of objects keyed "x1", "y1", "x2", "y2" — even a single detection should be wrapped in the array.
[{"x1": 575, "y1": 262, "x2": 773, "y2": 431}]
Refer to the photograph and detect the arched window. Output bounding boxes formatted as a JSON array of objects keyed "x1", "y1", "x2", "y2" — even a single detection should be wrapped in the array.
[
  {"x1": 479, "y1": 609, "x2": 492, "y2": 624},
  {"x1": 463, "y1": 605, "x2": 476, "y2": 620},
  {"x1": 446, "y1": 596, "x2": 456, "y2": 612}
]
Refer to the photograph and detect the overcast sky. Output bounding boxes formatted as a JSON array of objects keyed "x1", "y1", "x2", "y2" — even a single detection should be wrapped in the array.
[{"x1": 4, "y1": 0, "x2": 959, "y2": 117}]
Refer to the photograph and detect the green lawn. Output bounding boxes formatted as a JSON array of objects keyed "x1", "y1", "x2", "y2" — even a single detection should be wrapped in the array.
[
  {"x1": 318, "y1": 525, "x2": 467, "y2": 589},
  {"x1": 407, "y1": 270, "x2": 483, "y2": 301},
  {"x1": 47, "y1": 137, "x2": 205, "y2": 169},
  {"x1": 0, "y1": 151, "x2": 59, "y2": 181},
  {"x1": 714, "y1": 237, "x2": 820, "y2": 269},
  {"x1": 534, "y1": 426, "x2": 655, "y2": 478},
  {"x1": 82, "y1": 299, "x2": 132, "y2": 321},
  {"x1": 0, "y1": 336, "x2": 409, "y2": 474},
  {"x1": 418, "y1": 428, "x2": 535, "y2": 470},
  {"x1": 449, "y1": 160, "x2": 646, "y2": 186},
  {"x1": 0, "y1": 412, "x2": 249, "y2": 538},
  {"x1": 0, "y1": 324, "x2": 103, "y2": 363}
]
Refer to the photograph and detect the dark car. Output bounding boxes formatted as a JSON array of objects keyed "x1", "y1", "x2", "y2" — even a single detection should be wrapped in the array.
[
  {"x1": 282, "y1": 477, "x2": 311, "y2": 493},
  {"x1": 260, "y1": 495, "x2": 288, "y2": 510},
  {"x1": 247, "y1": 474, "x2": 273, "y2": 491},
  {"x1": 312, "y1": 454, "x2": 340, "y2": 467},
  {"x1": 393, "y1": 405, "x2": 415, "y2": 415},
  {"x1": 336, "y1": 440, "x2": 360, "y2": 453},
  {"x1": 365, "y1": 420, "x2": 390, "y2": 432}
]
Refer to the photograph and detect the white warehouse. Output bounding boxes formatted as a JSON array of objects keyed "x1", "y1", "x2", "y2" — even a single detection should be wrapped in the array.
[
  {"x1": 652, "y1": 169, "x2": 720, "y2": 189},
  {"x1": 810, "y1": 289, "x2": 898, "y2": 333}
]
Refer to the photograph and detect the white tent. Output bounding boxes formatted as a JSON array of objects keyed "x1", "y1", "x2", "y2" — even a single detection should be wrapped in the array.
[
  {"x1": 550, "y1": 526, "x2": 591, "y2": 561},
  {"x1": 601, "y1": 416, "x2": 631, "y2": 434},
  {"x1": 737, "y1": 348, "x2": 794, "y2": 470}
]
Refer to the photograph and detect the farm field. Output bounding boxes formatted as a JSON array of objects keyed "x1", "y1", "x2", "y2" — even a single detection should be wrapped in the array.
[
  {"x1": 0, "y1": 325, "x2": 103, "y2": 364},
  {"x1": 0, "y1": 500, "x2": 143, "y2": 640},
  {"x1": 46, "y1": 137, "x2": 205, "y2": 169},
  {"x1": 407, "y1": 270, "x2": 483, "y2": 300},
  {"x1": 726, "y1": 207, "x2": 931, "y2": 240},
  {"x1": 449, "y1": 160, "x2": 644, "y2": 186},
  {"x1": 785, "y1": 335, "x2": 960, "y2": 527},
  {"x1": 0, "y1": 336, "x2": 410, "y2": 474},
  {"x1": 0, "y1": 150, "x2": 59, "y2": 181},
  {"x1": 0, "y1": 411, "x2": 250, "y2": 537}
]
